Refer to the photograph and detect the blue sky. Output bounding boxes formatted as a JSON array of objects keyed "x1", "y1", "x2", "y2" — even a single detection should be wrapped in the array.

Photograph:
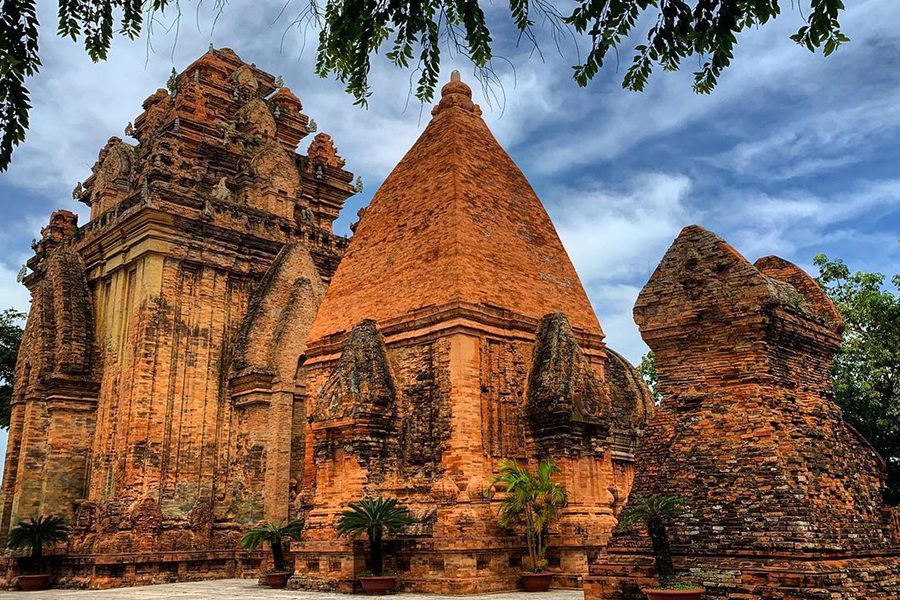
[{"x1": 0, "y1": 1, "x2": 898, "y2": 463}]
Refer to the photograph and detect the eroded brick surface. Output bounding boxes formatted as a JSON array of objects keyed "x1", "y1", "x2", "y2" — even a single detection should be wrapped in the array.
[
  {"x1": 291, "y1": 75, "x2": 653, "y2": 594},
  {"x1": 0, "y1": 211, "x2": 99, "y2": 536},
  {"x1": 2, "y1": 63, "x2": 652, "y2": 592},
  {"x1": 305, "y1": 74, "x2": 604, "y2": 342},
  {"x1": 0, "y1": 48, "x2": 354, "y2": 588},
  {"x1": 586, "y1": 226, "x2": 900, "y2": 600}
]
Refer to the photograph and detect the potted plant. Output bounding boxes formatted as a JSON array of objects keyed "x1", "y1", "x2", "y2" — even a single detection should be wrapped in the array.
[
  {"x1": 337, "y1": 497, "x2": 412, "y2": 595},
  {"x1": 6, "y1": 514, "x2": 69, "y2": 591},
  {"x1": 616, "y1": 494, "x2": 704, "y2": 600},
  {"x1": 490, "y1": 459, "x2": 567, "y2": 592},
  {"x1": 240, "y1": 518, "x2": 303, "y2": 588}
]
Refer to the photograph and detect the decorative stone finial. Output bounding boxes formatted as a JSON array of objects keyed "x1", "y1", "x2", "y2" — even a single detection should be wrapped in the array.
[
  {"x1": 211, "y1": 176, "x2": 231, "y2": 201},
  {"x1": 307, "y1": 132, "x2": 345, "y2": 170},
  {"x1": 432, "y1": 70, "x2": 481, "y2": 117},
  {"x1": 441, "y1": 71, "x2": 471, "y2": 98},
  {"x1": 37, "y1": 210, "x2": 79, "y2": 253},
  {"x1": 270, "y1": 86, "x2": 302, "y2": 109}
]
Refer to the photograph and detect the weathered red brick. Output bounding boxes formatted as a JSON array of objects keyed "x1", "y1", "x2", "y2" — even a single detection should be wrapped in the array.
[
  {"x1": 0, "y1": 47, "x2": 354, "y2": 588},
  {"x1": 292, "y1": 73, "x2": 654, "y2": 593},
  {"x1": 586, "y1": 226, "x2": 900, "y2": 600},
  {"x1": 0, "y1": 61, "x2": 655, "y2": 593}
]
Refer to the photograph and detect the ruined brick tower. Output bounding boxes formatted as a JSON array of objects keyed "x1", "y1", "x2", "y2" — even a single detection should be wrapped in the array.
[
  {"x1": 290, "y1": 72, "x2": 654, "y2": 593},
  {"x1": 0, "y1": 48, "x2": 355, "y2": 584},
  {"x1": 586, "y1": 226, "x2": 900, "y2": 599}
]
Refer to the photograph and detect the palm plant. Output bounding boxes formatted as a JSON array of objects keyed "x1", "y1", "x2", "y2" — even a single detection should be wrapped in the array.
[
  {"x1": 240, "y1": 518, "x2": 303, "y2": 573},
  {"x1": 6, "y1": 515, "x2": 69, "y2": 571},
  {"x1": 337, "y1": 497, "x2": 412, "y2": 576},
  {"x1": 490, "y1": 459, "x2": 567, "y2": 573},
  {"x1": 616, "y1": 494, "x2": 688, "y2": 588}
]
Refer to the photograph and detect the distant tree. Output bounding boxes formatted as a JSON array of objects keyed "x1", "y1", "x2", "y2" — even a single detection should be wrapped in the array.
[
  {"x1": 637, "y1": 351, "x2": 661, "y2": 404},
  {"x1": 0, "y1": 308, "x2": 26, "y2": 429},
  {"x1": 1, "y1": 0, "x2": 850, "y2": 172},
  {"x1": 814, "y1": 254, "x2": 900, "y2": 505}
]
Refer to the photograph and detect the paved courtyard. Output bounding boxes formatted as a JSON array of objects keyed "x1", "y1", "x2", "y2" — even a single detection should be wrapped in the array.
[{"x1": 0, "y1": 580, "x2": 585, "y2": 600}]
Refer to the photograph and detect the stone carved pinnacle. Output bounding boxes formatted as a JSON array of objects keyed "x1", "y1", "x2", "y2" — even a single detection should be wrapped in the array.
[{"x1": 431, "y1": 70, "x2": 481, "y2": 116}]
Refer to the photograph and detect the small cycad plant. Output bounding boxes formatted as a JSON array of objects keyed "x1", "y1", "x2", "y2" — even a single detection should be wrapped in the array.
[
  {"x1": 240, "y1": 518, "x2": 304, "y2": 573},
  {"x1": 7, "y1": 515, "x2": 69, "y2": 572},
  {"x1": 616, "y1": 494, "x2": 688, "y2": 588},
  {"x1": 337, "y1": 497, "x2": 412, "y2": 576}
]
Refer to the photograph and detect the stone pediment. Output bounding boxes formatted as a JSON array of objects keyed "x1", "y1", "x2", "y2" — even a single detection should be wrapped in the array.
[{"x1": 312, "y1": 319, "x2": 397, "y2": 423}]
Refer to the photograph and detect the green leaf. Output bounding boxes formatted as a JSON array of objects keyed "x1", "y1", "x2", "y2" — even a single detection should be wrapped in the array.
[
  {"x1": 815, "y1": 255, "x2": 900, "y2": 504},
  {"x1": 0, "y1": 0, "x2": 853, "y2": 171}
]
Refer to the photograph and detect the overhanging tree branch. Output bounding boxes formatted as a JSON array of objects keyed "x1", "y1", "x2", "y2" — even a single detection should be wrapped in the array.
[{"x1": 0, "y1": 0, "x2": 850, "y2": 172}]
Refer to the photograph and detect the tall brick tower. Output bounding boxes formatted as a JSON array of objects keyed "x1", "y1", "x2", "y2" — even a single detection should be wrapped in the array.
[
  {"x1": 291, "y1": 72, "x2": 654, "y2": 593},
  {"x1": 586, "y1": 226, "x2": 900, "y2": 599},
  {"x1": 0, "y1": 48, "x2": 356, "y2": 585}
]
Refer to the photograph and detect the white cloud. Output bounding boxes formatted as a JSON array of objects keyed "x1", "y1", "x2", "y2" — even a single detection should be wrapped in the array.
[
  {"x1": 0, "y1": 264, "x2": 31, "y2": 314},
  {"x1": 587, "y1": 283, "x2": 649, "y2": 365},
  {"x1": 2, "y1": 0, "x2": 898, "y2": 361},
  {"x1": 717, "y1": 91, "x2": 900, "y2": 181},
  {"x1": 549, "y1": 173, "x2": 695, "y2": 283},
  {"x1": 711, "y1": 179, "x2": 900, "y2": 260},
  {"x1": 543, "y1": 170, "x2": 900, "y2": 364},
  {"x1": 545, "y1": 173, "x2": 696, "y2": 363},
  {"x1": 512, "y1": 0, "x2": 900, "y2": 179},
  {"x1": 4, "y1": 2, "x2": 426, "y2": 199}
]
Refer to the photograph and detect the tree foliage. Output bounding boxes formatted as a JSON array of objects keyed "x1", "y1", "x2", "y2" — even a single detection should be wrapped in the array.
[
  {"x1": 1, "y1": 0, "x2": 850, "y2": 171},
  {"x1": 814, "y1": 254, "x2": 900, "y2": 505},
  {"x1": 240, "y1": 518, "x2": 304, "y2": 572},
  {"x1": 336, "y1": 497, "x2": 412, "y2": 576},
  {"x1": 0, "y1": 308, "x2": 25, "y2": 430},
  {"x1": 489, "y1": 459, "x2": 567, "y2": 573},
  {"x1": 617, "y1": 494, "x2": 687, "y2": 587},
  {"x1": 637, "y1": 350, "x2": 661, "y2": 404}
]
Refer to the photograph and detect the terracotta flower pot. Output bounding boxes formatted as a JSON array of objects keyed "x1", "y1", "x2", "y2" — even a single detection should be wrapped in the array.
[
  {"x1": 359, "y1": 575, "x2": 397, "y2": 595},
  {"x1": 641, "y1": 587, "x2": 705, "y2": 600},
  {"x1": 521, "y1": 572, "x2": 553, "y2": 592},
  {"x1": 18, "y1": 573, "x2": 51, "y2": 591},
  {"x1": 265, "y1": 571, "x2": 291, "y2": 588}
]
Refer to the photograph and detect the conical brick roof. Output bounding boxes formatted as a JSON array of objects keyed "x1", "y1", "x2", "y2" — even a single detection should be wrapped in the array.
[{"x1": 307, "y1": 72, "x2": 602, "y2": 342}]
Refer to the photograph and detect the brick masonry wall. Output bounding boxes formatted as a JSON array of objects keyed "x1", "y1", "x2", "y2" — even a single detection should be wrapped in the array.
[
  {"x1": 294, "y1": 309, "x2": 652, "y2": 593},
  {"x1": 586, "y1": 225, "x2": 899, "y2": 600},
  {"x1": 0, "y1": 222, "x2": 99, "y2": 535},
  {"x1": 289, "y1": 72, "x2": 654, "y2": 594},
  {"x1": 0, "y1": 63, "x2": 657, "y2": 592},
  {"x1": 0, "y1": 48, "x2": 355, "y2": 587}
]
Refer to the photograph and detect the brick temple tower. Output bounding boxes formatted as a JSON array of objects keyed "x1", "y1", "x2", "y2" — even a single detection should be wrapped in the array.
[
  {"x1": 291, "y1": 72, "x2": 654, "y2": 593},
  {"x1": 0, "y1": 48, "x2": 356, "y2": 585},
  {"x1": 586, "y1": 226, "x2": 900, "y2": 599}
]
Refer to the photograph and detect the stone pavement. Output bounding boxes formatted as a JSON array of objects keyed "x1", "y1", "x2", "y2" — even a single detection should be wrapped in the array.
[{"x1": 0, "y1": 580, "x2": 585, "y2": 600}]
